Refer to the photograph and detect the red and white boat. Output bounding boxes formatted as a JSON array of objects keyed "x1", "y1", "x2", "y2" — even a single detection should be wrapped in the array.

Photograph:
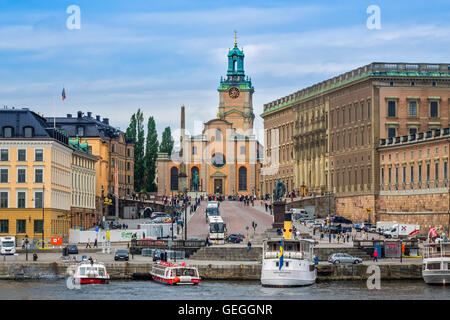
[
  {"x1": 150, "y1": 261, "x2": 200, "y2": 285},
  {"x1": 69, "y1": 261, "x2": 110, "y2": 284}
]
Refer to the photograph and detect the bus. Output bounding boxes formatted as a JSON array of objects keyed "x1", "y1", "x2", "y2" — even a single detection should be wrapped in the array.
[
  {"x1": 209, "y1": 216, "x2": 226, "y2": 245},
  {"x1": 206, "y1": 202, "x2": 220, "y2": 223}
]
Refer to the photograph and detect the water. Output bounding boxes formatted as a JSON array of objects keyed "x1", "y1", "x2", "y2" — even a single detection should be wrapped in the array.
[{"x1": 0, "y1": 280, "x2": 448, "y2": 300}]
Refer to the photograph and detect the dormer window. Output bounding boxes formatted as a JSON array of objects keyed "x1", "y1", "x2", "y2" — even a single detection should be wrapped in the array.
[
  {"x1": 2, "y1": 127, "x2": 13, "y2": 138},
  {"x1": 23, "y1": 126, "x2": 34, "y2": 138},
  {"x1": 77, "y1": 126, "x2": 85, "y2": 137}
]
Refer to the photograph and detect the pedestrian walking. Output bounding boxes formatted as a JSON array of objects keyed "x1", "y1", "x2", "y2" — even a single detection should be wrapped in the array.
[
  {"x1": 94, "y1": 238, "x2": 98, "y2": 248},
  {"x1": 328, "y1": 233, "x2": 331, "y2": 243},
  {"x1": 265, "y1": 202, "x2": 268, "y2": 212},
  {"x1": 21, "y1": 238, "x2": 25, "y2": 249},
  {"x1": 373, "y1": 249, "x2": 378, "y2": 262},
  {"x1": 346, "y1": 233, "x2": 350, "y2": 243},
  {"x1": 86, "y1": 238, "x2": 91, "y2": 248},
  {"x1": 247, "y1": 241, "x2": 252, "y2": 250}
]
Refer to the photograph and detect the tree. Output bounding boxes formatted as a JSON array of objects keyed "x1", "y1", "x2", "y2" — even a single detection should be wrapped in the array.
[
  {"x1": 159, "y1": 126, "x2": 174, "y2": 155},
  {"x1": 126, "y1": 109, "x2": 146, "y2": 193},
  {"x1": 145, "y1": 116, "x2": 158, "y2": 192},
  {"x1": 134, "y1": 109, "x2": 145, "y2": 192}
]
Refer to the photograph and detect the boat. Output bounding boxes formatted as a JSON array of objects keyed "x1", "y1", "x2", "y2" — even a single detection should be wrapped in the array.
[
  {"x1": 68, "y1": 260, "x2": 110, "y2": 284},
  {"x1": 422, "y1": 239, "x2": 450, "y2": 286},
  {"x1": 261, "y1": 211, "x2": 317, "y2": 287},
  {"x1": 150, "y1": 261, "x2": 200, "y2": 285}
]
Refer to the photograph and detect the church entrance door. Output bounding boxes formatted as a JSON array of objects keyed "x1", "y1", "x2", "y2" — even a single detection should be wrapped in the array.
[{"x1": 214, "y1": 179, "x2": 223, "y2": 194}]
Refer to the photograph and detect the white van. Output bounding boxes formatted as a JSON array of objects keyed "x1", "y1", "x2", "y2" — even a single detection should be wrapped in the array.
[{"x1": 0, "y1": 236, "x2": 16, "y2": 255}]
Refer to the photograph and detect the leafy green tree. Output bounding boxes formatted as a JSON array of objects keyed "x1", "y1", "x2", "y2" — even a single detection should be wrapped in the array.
[
  {"x1": 145, "y1": 116, "x2": 158, "y2": 192},
  {"x1": 126, "y1": 114, "x2": 136, "y2": 143},
  {"x1": 134, "y1": 109, "x2": 145, "y2": 192},
  {"x1": 159, "y1": 126, "x2": 174, "y2": 156}
]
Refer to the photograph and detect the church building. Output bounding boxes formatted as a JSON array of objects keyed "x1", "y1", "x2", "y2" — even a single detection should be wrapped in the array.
[{"x1": 157, "y1": 37, "x2": 262, "y2": 197}]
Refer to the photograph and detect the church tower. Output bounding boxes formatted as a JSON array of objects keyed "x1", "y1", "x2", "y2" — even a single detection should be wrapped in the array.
[{"x1": 217, "y1": 32, "x2": 255, "y2": 131}]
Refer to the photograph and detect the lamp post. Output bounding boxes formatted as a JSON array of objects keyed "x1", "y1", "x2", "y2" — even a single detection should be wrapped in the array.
[
  {"x1": 41, "y1": 186, "x2": 45, "y2": 249},
  {"x1": 184, "y1": 188, "x2": 188, "y2": 241},
  {"x1": 25, "y1": 235, "x2": 29, "y2": 261}
]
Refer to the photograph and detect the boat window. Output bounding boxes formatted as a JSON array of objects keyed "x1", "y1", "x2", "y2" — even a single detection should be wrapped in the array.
[
  {"x1": 427, "y1": 263, "x2": 441, "y2": 270},
  {"x1": 98, "y1": 268, "x2": 105, "y2": 276},
  {"x1": 285, "y1": 262, "x2": 289, "y2": 267},
  {"x1": 309, "y1": 265, "x2": 315, "y2": 272},
  {"x1": 275, "y1": 262, "x2": 279, "y2": 267},
  {"x1": 422, "y1": 264, "x2": 426, "y2": 271},
  {"x1": 79, "y1": 267, "x2": 86, "y2": 276}
]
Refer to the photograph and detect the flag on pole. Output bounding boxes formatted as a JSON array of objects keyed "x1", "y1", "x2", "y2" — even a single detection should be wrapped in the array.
[{"x1": 62, "y1": 88, "x2": 66, "y2": 101}]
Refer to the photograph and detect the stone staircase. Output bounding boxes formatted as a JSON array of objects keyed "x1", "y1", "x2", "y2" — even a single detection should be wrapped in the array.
[{"x1": 188, "y1": 246, "x2": 262, "y2": 261}]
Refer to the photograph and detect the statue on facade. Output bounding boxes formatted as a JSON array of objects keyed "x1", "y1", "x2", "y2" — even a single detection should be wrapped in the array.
[
  {"x1": 192, "y1": 171, "x2": 199, "y2": 191},
  {"x1": 273, "y1": 179, "x2": 286, "y2": 202}
]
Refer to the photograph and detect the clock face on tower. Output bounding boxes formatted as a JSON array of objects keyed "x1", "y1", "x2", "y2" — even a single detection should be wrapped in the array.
[{"x1": 228, "y1": 87, "x2": 240, "y2": 99}]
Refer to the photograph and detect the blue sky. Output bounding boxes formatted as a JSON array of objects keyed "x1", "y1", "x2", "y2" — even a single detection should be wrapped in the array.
[{"x1": 1, "y1": 0, "x2": 450, "y2": 140}]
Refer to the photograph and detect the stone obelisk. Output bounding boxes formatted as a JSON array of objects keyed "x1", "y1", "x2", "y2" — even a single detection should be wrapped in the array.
[{"x1": 178, "y1": 106, "x2": 188, "y2": 193}]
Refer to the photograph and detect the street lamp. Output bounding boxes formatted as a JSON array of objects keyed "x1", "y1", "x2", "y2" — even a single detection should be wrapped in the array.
[
  {"x1": 184, "y1": 188, "x2": 188, "y2": 241},
  {"x1": 25, "y1": 235, "x2": 29, "y2": 261}
]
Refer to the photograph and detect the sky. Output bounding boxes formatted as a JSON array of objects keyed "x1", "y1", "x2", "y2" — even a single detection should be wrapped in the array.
[{"x1": 1, "y1": 0, "x2": 450, "y2": 142}]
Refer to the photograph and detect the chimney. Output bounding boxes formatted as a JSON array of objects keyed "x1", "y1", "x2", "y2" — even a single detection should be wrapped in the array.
[
  {"x1": 103, "y1": 118, "x2": 109, "y2": 125},
  {"x1": 67, "y1": 114, "x2": 72, "y2": 118},
  {"x1": 77, "y1": 111, "x2": 83, "y2": 118},
  {"x1": 96, "y1": 115, "x2": 101, "y2": 121},
  {"x1": 87, "y1": 112, "x2": 92, "y2": 118}
]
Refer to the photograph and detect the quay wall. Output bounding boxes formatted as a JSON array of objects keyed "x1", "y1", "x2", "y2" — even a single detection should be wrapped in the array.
[{"x1": 0, "y1": 261, "x2": 423, "y2": 281}]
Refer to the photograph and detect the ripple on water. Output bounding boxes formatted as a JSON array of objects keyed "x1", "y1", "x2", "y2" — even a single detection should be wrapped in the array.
[{"x1": 0, "y1": 279, "x2": 448, "y2": 300}]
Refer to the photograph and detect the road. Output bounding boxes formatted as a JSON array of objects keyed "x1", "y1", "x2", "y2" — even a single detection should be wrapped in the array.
[{"x1": 187, "y1": 200, "x2": 273, "y2": 240}]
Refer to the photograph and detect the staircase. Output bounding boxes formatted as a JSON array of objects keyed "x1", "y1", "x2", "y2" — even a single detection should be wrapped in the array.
[{"x1": 188, "y1": 246, "x2": 262, "y2": 261}]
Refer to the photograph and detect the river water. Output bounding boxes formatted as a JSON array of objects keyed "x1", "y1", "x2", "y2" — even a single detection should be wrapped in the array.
[{"x1": 0, "y1": 279, "x2": 448, "y2": 300}]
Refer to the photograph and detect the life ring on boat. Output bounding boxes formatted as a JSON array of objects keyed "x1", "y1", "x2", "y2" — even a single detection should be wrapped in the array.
[{"x1": 174, "y1": 276, "x2": 180, "y2": 283}]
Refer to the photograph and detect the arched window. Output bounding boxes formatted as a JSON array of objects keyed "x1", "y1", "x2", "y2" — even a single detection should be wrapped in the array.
[
  {"x1": 233, "y1": 60, "x2": 237, "y2": 71},
  {"x1": 238, "y1": 166, "x2": 247, "y2": 191},
  {"x1": 170, "y1": 167, "x2": 178, "y2": 191}
]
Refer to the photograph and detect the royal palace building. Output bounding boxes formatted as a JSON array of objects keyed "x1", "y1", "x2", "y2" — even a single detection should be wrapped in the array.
[{"x1": 262, "y1": 62, "x2": 450, "y2": 230}]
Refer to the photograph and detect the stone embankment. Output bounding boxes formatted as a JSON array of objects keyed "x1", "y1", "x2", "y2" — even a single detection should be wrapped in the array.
[{"x1": 0, "y1": 260, "x2": 423, "y2": 281}]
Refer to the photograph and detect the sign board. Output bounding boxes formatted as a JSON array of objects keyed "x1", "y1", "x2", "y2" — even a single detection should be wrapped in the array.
[
  {"x1": 95, "y1": 227, "x2": 99, "y2": 232},
  {"x1": 106, "y1": 230, "x2": 111, "y2": 241},
  {"x1": 366, "y1": 208, "x2": 372, "y2": 215},
  {"x1": 51, "y1": 237, "x2": 62, "y2": 246},
  {"x1": 384, "y1": 242, "x2": 400, "y2": 258}
]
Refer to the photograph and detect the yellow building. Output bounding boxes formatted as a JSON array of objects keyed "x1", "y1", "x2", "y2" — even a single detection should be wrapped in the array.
[
  {"x1": 52, "y1": 112, "x2": 134, "y2": 218},
  {"x1": 0, "y1": 109, "x2": 72, "y2": 243},
  {"x1": 157, "y1": 39, "x2": 262, "y2": 197}
]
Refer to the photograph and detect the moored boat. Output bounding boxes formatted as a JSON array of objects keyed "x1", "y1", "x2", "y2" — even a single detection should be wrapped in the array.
[
  {"x1": 422, "y1": 240, "x2": 450, "y2": 286},
  {"x1": 261, "y1": 211, "x2": 317, "y2": 287},
  {"x1": 68, "y1": 260, "x2": 110, "y2": 284},
  {"x1": 150, "y1": 261, "x2": 200, "y2": 285}
]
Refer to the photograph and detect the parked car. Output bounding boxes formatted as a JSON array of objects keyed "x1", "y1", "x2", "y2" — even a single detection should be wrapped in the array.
[
  {"x1": 66, "y1": 244, "x2": 78, "y2": 254},
  {"x1": 332, "y1": 216, "x2": 353, "y2": 224},
  {"x1": 234, "y1": 233, "x2": 245, "y2": 240},
  {"x1": 328, "y1": 253, "x2": 362, "y2": 264},
  {"x1": 362, "y1": 223, "x2": 374, "y2": 232},
  {"x1": 325, "y1": 224, "x2": 343, "y2": 234},
  {"x1": 226, "y1": 234, "x2": 243, "y2": 243},
  {"x1": 367, "y1": 226, "x2": 377, "y2": 233},
  {"x1": 114, "y1": 249, "x2": 129, "y2": 261}
]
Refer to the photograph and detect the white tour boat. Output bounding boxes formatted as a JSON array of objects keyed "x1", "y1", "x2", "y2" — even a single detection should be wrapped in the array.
[
  {"x1": 68, "y1": 260, "x2": 110, "y2": 285},
  {"x1": 150, "y1": 261, "x2": 201, "y2": 285},
  {"x1": 261, "y1": 212, "x2": 317, "y2": 287},
  {"x1": 422, "y1": 240, "x2": 450, "y2": 286}
]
